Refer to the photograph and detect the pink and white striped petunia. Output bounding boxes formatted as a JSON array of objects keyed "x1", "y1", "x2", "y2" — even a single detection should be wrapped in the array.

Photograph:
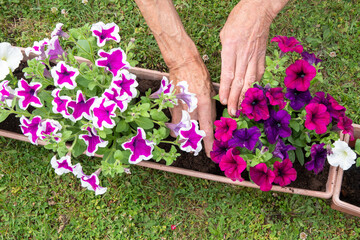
[
  {"x1": 19, "y1": 116, "x2": 42, "y2": 145},
  {"x1": 122, "y1": 127, "x2": 155, "y2": 164},
  {"x1": 149, "y1": 76, "x2": 174, "y2": 99},
  {"x1": 15, "y1": 79, "x2": 43, "y2": 110},
  {"x1": 91, "y1": 22, "x2": 121, "y2": 47},
  {"x1": 51, "y1": 89, "x2": 72, "y2": 118},
  {"x1": 80, "y1": 169, "x2": 107, "y2": 195},
  {"x1": 45, "y1": 36, "x2": 65, "y2": 60},
  {"x1": 51, "y1": 155, "x2": 83, "y2": 178},
  {"x1": 91, "y1": 97, "x2": 117, "y2": 130},
  {"x1": 24, "y1": 38, "x2": 49, "y2": 60},
  {"x1": 111, "y1": 70, "x2": 138, "y2": 98},
  {"x1": 79, "y1": 127, "x2": 108, "y2": 156},
  {"x1": 51, "y1": 23, "x2": 69, "y2": 39},
  {"x1": 179, "y1": 121, "x2": 205, "y2": 156},
  {"x1": 175, "y1": 81, "x2": 198, "y2": 112},
  {"x1": 51, "y1": 61, "x2": 79, "y2": 89},
  {"x1": 37, "y1": 119, "x2": 62, "y2": 142},
  {"x1": 165, "y1": 110, "x2": 191, "y2": 137},
  {"x1": 95, "y1": 48, "x2": 130, "y2": 77},
  {"x1": 68, "y1": 90, "x2": 96, "y2": 122},
  {"x1": 0, "y1": 80, "x2": 15, "y2": 107},
  {"x1": 102, "y1": 87, "x2": 130, "y2": 112}
]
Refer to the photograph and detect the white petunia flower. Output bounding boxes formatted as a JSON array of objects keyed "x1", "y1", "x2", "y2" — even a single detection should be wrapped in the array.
[
  {"x1": 327, "y1": 140, "x2": 356, "y2": 170},
  {"x1": 0, "y1": 42, "x2": 23, "y2": 80}
]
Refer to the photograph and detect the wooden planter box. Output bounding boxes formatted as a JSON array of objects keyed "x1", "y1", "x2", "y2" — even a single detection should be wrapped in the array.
[
  {"x1": 331, "y1": 125, "x2": 360, "y2": 217},
  {"x1": 0, "y1": 48, "x2": 339, "y2": 199}
]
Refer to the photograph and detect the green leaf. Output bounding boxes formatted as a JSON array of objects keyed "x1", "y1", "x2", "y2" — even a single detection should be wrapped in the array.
[
  {"x1": 355, "y1": 139, "x2": 360, "y2": 154},
  {"x1": 134, "y1": 117, "x2": 154, "y2": 130},
  {"x1": 114, "y1": 150, "x2": 123, "y2": 160},
  {"x1": 288, "y1": 150, "x2": 295, "y2": 162},
  {"x1": 289, "y1": 120, "x2": 300, "y2": 132},
  {"x1": 150, "y1": 109, "x2": 169, "y2": 122},
  {"x1": 222, "y1": 108, "x2": 230, "y2": 118},
  {"x1": 116, "y1": 120, "x2": 129, "y2": 133},
  {"x1": 213, "y1": 94, "x2": 220, "y2": 101},
  {"x1": 356, "y1": 157, "x2": 360, "y2": 168},
  {"x1": 88, "y1": 81, "x2": 97, "y2": 90},
  {"x1": 72, "y1": 139, "x2": 87, "y2": 157},
  {"x1": 0, "y1": 112, "x2": 10, "y2": 123},
  {"x1": 295, "y1": 148, "x2": 305, "y2": 166}
]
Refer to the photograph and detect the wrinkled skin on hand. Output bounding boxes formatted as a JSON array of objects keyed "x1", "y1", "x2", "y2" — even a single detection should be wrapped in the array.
[
  {"x1": 169, "y1": 58, "x2": 216, "y2": 157},
  {"x1": 219, "y1": 0, "x2": 277, "y2": 116}
]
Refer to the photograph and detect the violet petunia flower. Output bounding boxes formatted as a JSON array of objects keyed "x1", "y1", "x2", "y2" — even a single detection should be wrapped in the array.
[
  {"x1": 271, "y1": 35, "x2": 303, "y2": 54},
  {"x1": 51, "y1": 23, "x2": 69, "y2": 39},
  {"x1": 265, "y1": 87, "x2": 286, "y2": 109},
  {"x1": 179, "y1": 121, "x2": 206, "y2": 156},
  {"x1": 19, "y1": 116, "x2": 42, "y2": 145},
  {"x1": 175, "y1": 81, "x2": 198, "y2": 113},
  {"x1": 51, "y1": 61, "x2": 79, "y2": 89},
  {"x1": 273, "y1": 158, "x2": 297, "y2": 187},
  {"x1": 103, "y1": 87, "x2": 130, "y2": 112},
  {"x1": 165, "y1": 110, "x2": 191, "y2": 137},
  {"x1": 264, "y1": 110, "x2": 292, "y2": 144},
  {"x1": 250, "y1": 163, "x2": 275, "y2": 192},
  {"x1": 284, "y1": 60, "x2": 317, "y2": 92},
  {"x1": 272, "y1": 139, "x2": 296, "y2": 160},
  {"x1": 285, "y1": 88, "x2": 312, "y2": 110},
  {"x1": 79, "y1": 127, "x2": 108, "y2": 156},
  {"x1": 15, "y1": 79, "x2": 43, "y2": 110},
  {"x1": 214, "y1": 117, "x2": 237, "y2": 142},
  {"x1": 80, "y1": 169, "x2": 107, "y2": 195},
  {"x1": 310, "y1": 92, "x2": 346, "y2": 122},
  {"x1": 305, "y1": 143, "x2": 327, "y2": 174},
  {"x1": 228, "y1": 126, "x2": 261, "y2": 151},
  {"x1": 210, "y1": 140, "x2": 231, "y2": 164},
  {"x1": 149, "y1": 76, "x2": 174, "y2": 98},
  {"x1": 305, "y1": 103, "x2": 331, "y2": 134},
  {"x1": 46, "y1": 36, "x2": 65, "y2": 60},
  {"x1": 91, "y1": 22, "x2": 121, "y2": 47},
  {"x1": 37, "y1": 119, "x2": 62, "y2": 142},
  {"x1": 0, "y1": 80, "x2": 15, "y2": 107},
  {"x1": 68, "y1": 90, "x2": 96, "y2": 122},
  {"x1": 51, "y1": 155, "x2": 83, "y2": 178},
  {"x1": 338, "y1": 116, "x2": 354, "y2": 141},
  {"x1": 25, "y1": 38, "x2": 49, "y2": 60},
  {"x1": 301, "y1": 51, "x2": 322, "y2": 66},
  {"x1": 241, "y1": 88, "x2": 269, "y2": 121},
  {"x1": 111, "y1": 70, "x2": 138, "y2": 98},
  {"x1": 51, "y1": 89, "x2": 72, "y2": 118},
  {"x1": 122, "y1": 127, "x2": 155, "y2": 164},
  {"x1": 96, "y1": 48, "x2": 130, "y2": 77},
  {"x1": 92, "y1": 97, "x2": 117, "y2": 130},
  {"x1": 219, "y1": 150, "x2": 247, "y2": 182}
]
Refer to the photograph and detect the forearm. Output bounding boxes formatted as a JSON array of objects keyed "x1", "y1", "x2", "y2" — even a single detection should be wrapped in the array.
[
  {"x1": 134, "y1": 0, "x2": 201, "y2": 69},
  {"x1": 232, "y1": 0, "x2": 289, "y2": 20}
]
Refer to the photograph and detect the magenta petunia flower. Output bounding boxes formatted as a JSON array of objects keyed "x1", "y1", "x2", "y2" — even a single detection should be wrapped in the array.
[
  {"x1": 265, "y1": 87, "x2": 286, "y2": 109},
  {"x1": 301, "y1": 51, "x2": 322, "y2": 65},
  {"x1": 19, "y1": 116, "x2": 42, "y2": 145},
  {"x1": 210, "y1": 140, "x2": 231, "y2": 164},
  {"x1": 51, "y1": 89, "x2": 72, "y2": 118},
  {"x1": 311, "y1": 92, "x2": 346, "y2": 122},
  {"x1": 80, "y1": 169, "x2": 107, "y2": 195},
  {"x1": 338, "y1": 116, "x2": 354, "y2": 141},
  {"x1": 165, "y1": 110, "x2": 191, "y2": 137},
  {"x1": 122, "y1": 127, "x2": 155, "y2": 164},
  {"x1": 264, "y1": 110, "x2": 292, "y2": 144},
  {"x1": 25, "y1": 38, "x2": 49, "y2": 60},
  {"x1": 228, "y1": 126, "x2": 261, "y2": 151},
  {"x1": 214, "y1": 117, "x2": 237, "y2": 142},
  {"x1": 272, "y1": 140, "x2": 296, "y2": 160},
  {"x1": 241, "y1": 87, "x2": 269, "y2": 121},
  {"x1": 51, "y1": 23, "x2": 69, "y2": 39},
  {"x1": 46, "y1": 36, "x2": 65, "y2": 60},
  {"x1": 273, "y1": 158, "x2": 297, "y2": 187},
  {"x1": 91, "y1": 22, "x2": 120, "y2": 47},
  {"x1": 79, "y1": 127, "x2": 108, "y2": 156},
  {"x1": 96, "y1": 48, "x2": 130, "y2": 77},
  {"x1": 111, "y1": 70, "x2": 138, "y2": 98},
  {"x1": 149, "y1": 76, "x2": 174, "y2": 99},
  {"x1": 175, "y1": 81, "x2": 198, "y2": 113},
  {"x1": 305, "y1": 143, "x2": 327, "y2": 174},
  {"x1": 179, "y1": 121, "x2": 206, "y2": 156},
  {"x1": 92, "y1": 97, "x2": 117, "y2": 130},
  {"x1": 68, "y1": 90, "x2": 96, "y2": 122},
  {"x1": 285, "y1": 88, "x2": 312, "y2": 110},
  {"x1": 15, "y1": 79, "x2": 43, "y2": 110},
  {"x1": 51, "y1": 61, "x2": 79, "y2": 89},
  {"x1": 37, "y1": 119, "x2": 62, "y2": 142},
  {"x1": 271, "y1": 35, "x2": 303, "y2": 54},
  {"x1": 219, "y1": 150, "x2": 247, "y2": 182},
  {"x1": 250, "y1": 163, "x2": 275, "y2": 192},
  {"x1": 284, "y1": 60, "x2": 316, "y2": 92},
  {"x1": 51, "y1": 155, "x2": 83, "y2": 178},
  {"x1": 103, "y1": 87, "x2": 130, "y2": 112},
  {"x1": 305, "y1": 103, "x2": 331, "y2": 134}
]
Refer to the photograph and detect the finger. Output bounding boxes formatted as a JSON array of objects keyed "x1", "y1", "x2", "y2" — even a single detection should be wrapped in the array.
[
  {"x1": 219, "y1": 45, "x2": 236, "y2": 105},
  {"x1": 256, "y1": 50, "x2": 266, "y2": 81},
  {"x1": 238, "y1": 58, "x2": 257, "y2": 107},
  {"x1": 197, "y1": 96, "x2": 216, "y2": 158}
]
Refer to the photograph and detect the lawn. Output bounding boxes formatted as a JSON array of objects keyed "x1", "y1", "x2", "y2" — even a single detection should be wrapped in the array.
[{"x1": 1, "y1": 0, "x2": 360, "y2": 238}]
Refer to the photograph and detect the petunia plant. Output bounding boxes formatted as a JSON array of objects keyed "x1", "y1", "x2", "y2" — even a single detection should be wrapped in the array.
[
  {"x1": 211, "y1": 35, "x2": 356, "y2": 191},
  {"x1": 0, "y1": 22, "x2": 205, "y2": 195}
]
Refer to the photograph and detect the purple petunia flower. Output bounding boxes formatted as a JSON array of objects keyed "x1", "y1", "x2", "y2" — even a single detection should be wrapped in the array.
[
  {"x1": 264, "y1": 110, "x2": 292, "y2": 144},
  {"x1": 0, "y1": 80, "x2": 15, "y2": 107},
  {"x1": 103, "y1": 87, "x2": 130, "y2": 112},
  {"x1": 241, "y1": 88, "x2": 269, "y2": 122},
  {"x1": 219, "y1": 150, "x2": 247, "y2": 182},
  {"x1": 179, "y1": 121, "x2": 206, "y2": 156},
  {"x1": 305, "y1": 143, "x2": 327, "y2": 174},
  {"x1": 91, "y1": 22, "x2": 121, "y2": 47},
  {"x1": 285, "y1": 88, "x2": 312, "y2": 110},
  {"x1": 19, "y1": 116, "x2": 42, "y2": 145},
  {"x1": 79, "y1": 127, "x2": 108, "y2": 156},
  {"x1": 51, "y1": 23, "x2": 69, "y2": 39},
  {"x1": 284, "y1": 60, "x2": 317, "y2": 92},
  {"x1": 96, "y1": 48, "x2": 130, "y2": 77},
  {"x1": 46, "y1": 36, "x2": 65, "y2": 60},
  {"x1": 214, "y1": 117, "x2": 237, "y2": 142},
  {"x1": 228, "y1": 126, "x2": 261, "y2": 151},
  {"x1": 305, "y1": 103, "x2": 331, "y2": 134},
  {"x1": 15, "y1": 79, "x2": 43, "y2": 110},
  {"x1": 122, "y1": 127, "x2": 155, "y2": 164},
  {"x1": 210, "y1": 140, "x2": 231, "y2": 164},
  {"x1": 272, "y1": 140, "x2": 296, "y2": 160},
  {"x1": 51, "y1": 155, "x2": 83, "y2": 178},
  {"x1": 175, "y1": 81, "x2": 198, "y2": 113},
  {"x1": 265, "y1": 87, "x2": 286, "y2": 109},
  {"x1": 111, "y1": 70, "x2": 138, "y2": 98},
  {"x1": 92, "y1": 97, "x2": 117, "y2": 130},
  {"x1": 310, "y1": 92, "x2": 346, "y2": 122},
  {"x1": 37, "y1": 119, "x2": 62, "y2": 142},
  {"x1": 51, "y1": 89, "x2": 72, "y2": 118},
  {"x1": 68, "y1": 90, "x2": 96, "y2": 122},
  {"x1": 149, "y1": 76, "x2": 174, "y2": 99},
  {"x1": 80, "y1": 169, "x2": 107, "y2": 195},
  {"x1": 25, "y1": 38, "x2": 49, "y2": 60},
  {"x1": 273, "y1": 158, "x2": 297, "y2": 187},
  {"x1": 271, "y1": 35, "x2": 303, "y2": 54},
  {"x1": 165, "y1": 110, "x2": 191, "y2": 137},
  {"x1": 301, "y1": 51, "x2": 322, "y2": 66},
  {"x1": 51, "y1": 61, "x2": 79, "y2": 89},
  {"x1": 250, "y1": 163, "x2": 275, "y2": 192},
  {"x1": 338, "y1": 116, "x2": 354, "y2": 141}
]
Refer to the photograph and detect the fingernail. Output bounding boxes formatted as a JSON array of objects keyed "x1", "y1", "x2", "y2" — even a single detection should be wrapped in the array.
[
  {"x1": 221, "y1": 98, "x2": 227, "y2": 105},
  {"x1": 231, "y1": 109, "x2": 236, "y2": 116}
]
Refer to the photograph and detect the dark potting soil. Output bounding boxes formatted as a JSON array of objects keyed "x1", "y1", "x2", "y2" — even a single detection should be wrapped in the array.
[{"x1": 340, "y1": 164, "x2": 360, "y2": 206}]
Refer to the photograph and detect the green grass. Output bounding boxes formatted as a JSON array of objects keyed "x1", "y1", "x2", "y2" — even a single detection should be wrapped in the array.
[{"x1": 1, "y1": 0, "x2": 360, "y2": 238}]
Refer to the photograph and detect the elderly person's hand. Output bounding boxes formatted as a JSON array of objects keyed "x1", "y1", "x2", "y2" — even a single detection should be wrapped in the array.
[{"x1": 219, "y1": 0, "x2": 289, "y2": 116}]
